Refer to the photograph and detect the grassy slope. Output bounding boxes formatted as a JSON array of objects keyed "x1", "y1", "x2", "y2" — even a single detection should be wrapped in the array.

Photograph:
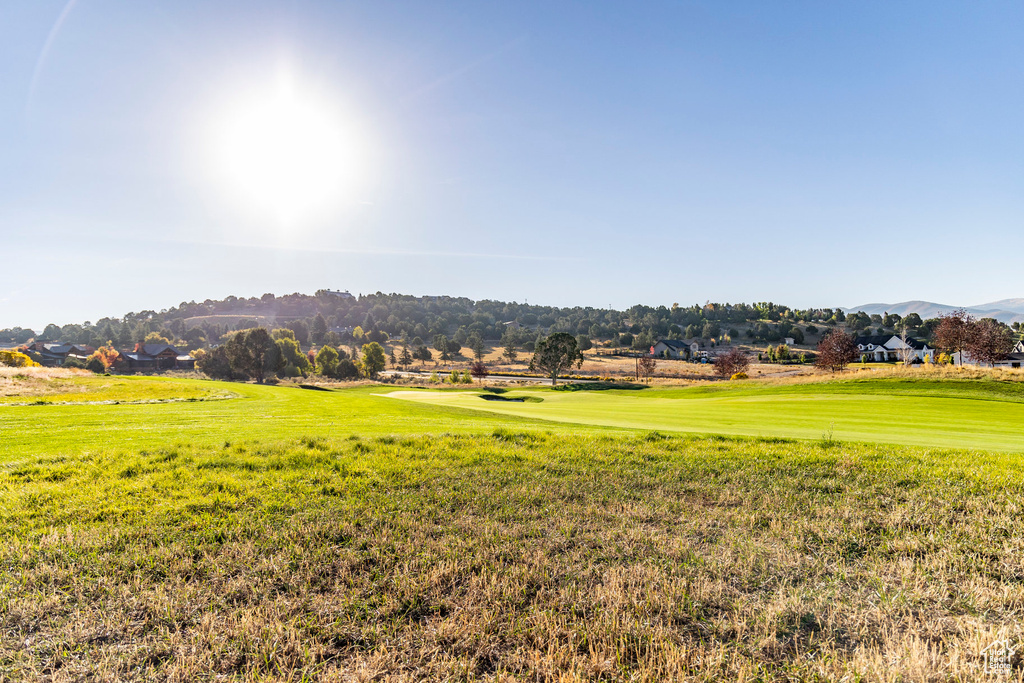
[
  {"x1": 3, "y1": 431, "x2": 1023, "y2": 681},
  {"x1": 0, "y1": 379, "x2": 575, "y2": 462},
  {"x1": 3, "y1": 374, "x2": 1024, "y2": 680},
  {"x1": 0, "y1": 374, "x2": 233, "y2": 405},
  {"x1": 385, "y1": 377, "x2": 1024, "y2": 451}
]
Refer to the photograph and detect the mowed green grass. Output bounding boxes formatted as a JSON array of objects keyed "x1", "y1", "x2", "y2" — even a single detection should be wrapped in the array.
[
  {"x1": 385, "y1": 376, "x2": 1024, "y2": 451},
  {"x1": 0, "y1": 378, "x2": 569, "y2": 461},
  {"x1": 5, "y1": 374, "x2": 1024, "y2": 459}
]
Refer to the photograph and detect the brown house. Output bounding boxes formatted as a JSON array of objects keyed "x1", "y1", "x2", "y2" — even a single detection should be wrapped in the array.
[{"x1": 122, "y1": 344, "x2": 194, "y2": 371}]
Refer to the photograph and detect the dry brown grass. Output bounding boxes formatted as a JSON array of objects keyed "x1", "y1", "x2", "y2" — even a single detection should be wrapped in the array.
[
  {"x1": 3, "y1": 433, "x2": 1023, "y2": 681},
  {"x1": 0, "y1": 366, "x2": 90, "y2": 398}
]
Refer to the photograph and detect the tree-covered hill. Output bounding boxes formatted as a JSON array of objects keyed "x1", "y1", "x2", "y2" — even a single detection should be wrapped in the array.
[{"x1": 2, "y1": 290, "x2": 1017, "y2": 351}]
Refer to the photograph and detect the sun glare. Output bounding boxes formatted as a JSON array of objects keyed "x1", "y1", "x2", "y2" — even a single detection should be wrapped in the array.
[{"x1": 213, "y1": 80, "x2": 358, "y2": 227}]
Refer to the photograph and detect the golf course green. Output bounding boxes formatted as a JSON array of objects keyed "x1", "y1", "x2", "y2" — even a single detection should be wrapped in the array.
[{"x1": 384, "y1": 376, "x2": 1024, "y2": 451}]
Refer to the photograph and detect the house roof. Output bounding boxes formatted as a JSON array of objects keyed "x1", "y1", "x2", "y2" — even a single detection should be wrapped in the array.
[
  {"x1": 853, "y1": 335, "x2": 892, "y2": 348},
  {"x1": 42, "y1": 343, "x2": 78, "y2": 354},
  {"x1": 853, "y1": 335, "x2": 931, "y2": 350},
  {"x1": 139, "y1": 344, "x2": 180, "y2": 356},
  {"x1": 656, "y1": 339, "x2": 695, "y2": 349},
  {"x1": 901, "y1": 337, "x2": 931, "y2": 350}
]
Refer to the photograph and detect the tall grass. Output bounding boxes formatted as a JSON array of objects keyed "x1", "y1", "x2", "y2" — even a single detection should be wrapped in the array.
[{"x1": 2, "y1": 432, "x2": 1022, "y2": 680}]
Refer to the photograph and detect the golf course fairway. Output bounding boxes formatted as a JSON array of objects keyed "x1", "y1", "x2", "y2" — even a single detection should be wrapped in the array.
[{"x1": 383, "y1": 377, "x2": 1024, "y2": 451}]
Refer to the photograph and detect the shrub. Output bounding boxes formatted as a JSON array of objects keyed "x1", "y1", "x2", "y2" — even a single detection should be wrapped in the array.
[
  {"x1": 713, "y1": 348, "x2": 750, "y2": 378},
  {"x1": 62, "y1": 357, "x2": 87, "y2": 369},
  {"x1": 429, "y1": 371, "x2": 440, "y2": 384},
  {"x1": 85, "y1": 356, "x2": 106, "y2": 373},
  {"x1": 470, "y1": 361, "x2": 488, "y2": 382},
  {"x1": 0, "y1": 350, "x2": 39, "y2": 367},
  {"x1": 730, "y1": 372, "x2": 748, "y2": 380},
  {"x1": 337, "y1": 358, "x2": 360, "y2": 379},
  {"x1": 461, "y1": 370, "x2": 473, "y2": 384}
]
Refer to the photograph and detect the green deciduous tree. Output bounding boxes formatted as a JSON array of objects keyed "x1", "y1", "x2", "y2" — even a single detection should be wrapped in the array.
[
  {"x1": 194, "y1": 346, "x2": 233, "y2": 380},
  {"x1": 224, "y1": 328, "x2": 283, "y2": 383},
  {"x1": 275, "y1": 336, "x2": 311, "y2": 376},
  {"x1": 315, "y1": 346, "x2": 339, "y2": 378},
  {"x1": 529, "y1": 332, "x2": 584, "y2": 386},
  {"x1": 360, "y1": 342, "x2": 387, "y2": 379}
]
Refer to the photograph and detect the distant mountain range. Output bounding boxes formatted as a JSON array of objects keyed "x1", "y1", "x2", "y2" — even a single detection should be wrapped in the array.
[{"x1": 843, "y1": 300, "x2": 1024, "y2": 324}]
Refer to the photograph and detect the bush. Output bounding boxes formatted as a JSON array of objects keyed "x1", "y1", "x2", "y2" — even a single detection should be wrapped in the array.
[
  {"x1": 85, "y1": 356, "x2": 106, "y2": 373},
  {"x1": 730, "y1": 372, "x2": 748, "y2": 380},
  {"x1": 0, "y1": 350, "x2": 39, "y2": 367},
  {"x1": 62, "y1": 358, "x2": 87, "y2": 369},
  {"x1": 337, "y1": 358, "x2": 360, "y2": 379},
  {"x1": 429, "y1": 371, "x2": 440, "y2": 384},
  {"x1": 713, "y1": 348, "x2": 750, "y2": 378}
]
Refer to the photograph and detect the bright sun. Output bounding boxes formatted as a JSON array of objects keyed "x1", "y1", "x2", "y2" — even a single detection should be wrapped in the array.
[{"x1": 214, "y1": 80, "x2": 356, "y2": 226}]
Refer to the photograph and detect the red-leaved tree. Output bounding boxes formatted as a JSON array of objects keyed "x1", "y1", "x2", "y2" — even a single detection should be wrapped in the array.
[
  {"x1": 963, "y1": 318, "x2": 1015, "y2": 367},
  {"x1": 933, "y1": 309, "x2": 973, "y2": 366},
  {"x1": 637, "y1": 356, "x2": 657, "y2": 383},
  {"x1": 815, "y1": 330, "x2": 858, "y2": 373},
  {"x1": 469, "y1": 361, "x2": 488, "y2": 383},
  {"x1": 712, "y1": 347, "x2": 750, "y2": 378}
]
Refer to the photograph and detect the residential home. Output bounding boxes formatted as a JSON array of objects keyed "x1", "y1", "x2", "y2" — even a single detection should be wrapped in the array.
[
  {"x1": 652, "y1": 338, "x2": 704, "y2": 360},
  {"x1": 31, "y1": 342, "x2": 94, "y2": 366},
  {"x1": 954, "y1": 340, "x2": 1024, "y2": 368},
  {"x1": 853, "y1": 335, "x2": 934, "y2": 362},
  {"x1": 122, "y1": 343, "x2": 194, "y2": 371}
]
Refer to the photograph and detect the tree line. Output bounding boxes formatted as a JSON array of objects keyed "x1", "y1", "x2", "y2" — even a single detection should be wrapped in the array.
[{"x1": 193, "y1": 328, "x2": 387, "y2": 384}]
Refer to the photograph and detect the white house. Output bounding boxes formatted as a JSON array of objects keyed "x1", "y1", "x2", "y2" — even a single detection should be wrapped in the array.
[
  {"x1": 853, "y1": 334, "x2": 935, "y2": 362},
  {"x1": 954, "y1": 340, "x2": 1024, "y2": 368}
]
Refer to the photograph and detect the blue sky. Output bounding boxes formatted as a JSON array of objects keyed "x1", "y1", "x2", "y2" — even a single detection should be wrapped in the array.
[{"x1": 2, "y1": 1, "x2": 1023, "y2": 329}]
